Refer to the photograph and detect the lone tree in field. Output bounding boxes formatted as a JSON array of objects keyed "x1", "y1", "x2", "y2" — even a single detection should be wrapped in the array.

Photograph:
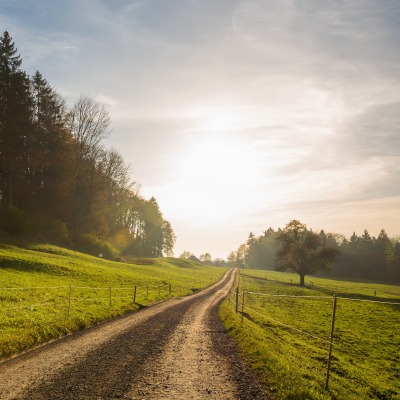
[{"x1": 276, "y1": 220, "x2": 339, "y2": 286}]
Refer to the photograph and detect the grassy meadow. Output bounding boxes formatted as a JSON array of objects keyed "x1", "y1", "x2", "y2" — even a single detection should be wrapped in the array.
[
  {"x1": 0, "y1": 243, "x2": 226, "y2": 360},
  {"x1": 220, "y1": 269, "x2": 400, "y2": 400}
]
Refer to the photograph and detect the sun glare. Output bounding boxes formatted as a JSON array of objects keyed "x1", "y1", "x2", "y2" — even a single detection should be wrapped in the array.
[
  {"x1": 171, "y1": 128, "x2": 263, "y2": 224},
  {"x1": 201, "y1": 113, "x2": 243, "y2": 133}
]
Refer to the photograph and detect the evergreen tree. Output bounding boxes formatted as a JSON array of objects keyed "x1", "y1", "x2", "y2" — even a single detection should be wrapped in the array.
[
  {"x1": 162, "y1": 220, "x2": 176, "y2": 257},
  {"x1": 242, "y1": 228, "x2": 277, "y2": 269},
  {"x1": 29, "y1": 71, "x2": 74, "y2": 218},
  {"x1": 246, "y1": 232, "x2": 257, "y2": 268},
  {"x1": 0, "y1": 31, "x2": 33, "y2": 208}
]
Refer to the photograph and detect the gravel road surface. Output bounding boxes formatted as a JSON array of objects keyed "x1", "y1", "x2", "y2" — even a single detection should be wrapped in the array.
[{"x1": 0, "y1": 269, "x2": 268, "y2": 399}]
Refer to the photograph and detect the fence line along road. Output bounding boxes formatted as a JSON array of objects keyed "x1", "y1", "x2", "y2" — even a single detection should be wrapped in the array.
[
  {"x1": 229, "y1": 286, "x2": 400, "y2": 392},
  {"x1": 0, "y1": 278, "x2": 218, "y2": 315}
]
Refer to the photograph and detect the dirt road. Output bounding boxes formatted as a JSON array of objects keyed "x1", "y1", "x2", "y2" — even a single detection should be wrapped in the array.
[{"x1": 0, "y1": 269, "x2": 267, "y2": 399}]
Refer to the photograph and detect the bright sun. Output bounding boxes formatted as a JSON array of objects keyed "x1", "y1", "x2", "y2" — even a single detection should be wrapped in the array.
[
  {"x1": 170, "y1": 115, "x2": 264, "y2": 224},
  {"x1": 201, "y1": 112, "x2": 243, "y2": 133}
]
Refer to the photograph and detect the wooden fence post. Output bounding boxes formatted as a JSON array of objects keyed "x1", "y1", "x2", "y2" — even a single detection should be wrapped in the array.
[
  {"x1": 169, "y1": 284, "x2": 172, "y2": 295},
  {"x1": 241, "y1": 291, "x2": 245, "y2": 325},
  {"x1": 235, "y1": 287, "x2": 239, "y2": 313},
  {"x1": 133, "y1": 286, "x2": 137, "y2": 304},
  {"x1": 325, "y1": 294, "x2": 338, "y2": 391},
  {"x1": 109, "y1": 287, "x2": 112, "y2": 307}
]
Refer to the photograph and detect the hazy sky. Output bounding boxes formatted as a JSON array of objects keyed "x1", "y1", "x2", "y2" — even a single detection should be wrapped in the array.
[{"x1": 1, "y1": 0, "x2": 400, "y2": 258}]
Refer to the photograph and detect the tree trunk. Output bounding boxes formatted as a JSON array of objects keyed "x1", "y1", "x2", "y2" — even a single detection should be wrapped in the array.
[
  {"x1": 299, "y1": 274, "x2": 305, "y2": 287},
  {"x1": 7, "y1": 156, "x2": 14, "y2": 207}
]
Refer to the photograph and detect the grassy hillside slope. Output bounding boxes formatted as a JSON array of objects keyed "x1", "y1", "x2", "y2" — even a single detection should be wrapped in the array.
[
  {"x1": 221, "y1": 269, "x2": 400, "y2": 400},
  {"x1": 0, "y1": 243, "x2": 226, "y2": 360}
]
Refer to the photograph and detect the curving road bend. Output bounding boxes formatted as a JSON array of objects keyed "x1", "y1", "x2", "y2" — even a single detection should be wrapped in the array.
[{"x1": 0, "y1": 269, "x2": 268, "y2": 399}]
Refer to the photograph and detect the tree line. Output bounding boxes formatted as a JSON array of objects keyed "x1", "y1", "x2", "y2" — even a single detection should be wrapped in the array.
[
  {"x1": 0, "y1": 31, "x2": 175, "y2": 258},
  {"x1": 229, "y1": 220, "x2": 400, "y2": 284}
]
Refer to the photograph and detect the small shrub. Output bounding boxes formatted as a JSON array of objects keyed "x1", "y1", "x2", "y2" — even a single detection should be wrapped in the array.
[
  {"x1": 75, "y1": 234, "x2": 119, "y2": 260},
  {"x1": 29, "y1": 215, "x2": 69, "y2": 243}
]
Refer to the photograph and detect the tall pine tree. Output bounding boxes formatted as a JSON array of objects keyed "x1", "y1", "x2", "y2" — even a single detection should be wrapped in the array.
[
  {"x1": 0, "y1": 31, "x2": 33, "y2": 208},
  {"x1": 30, "y1": 71, "x2": 74, "y2": 218}
]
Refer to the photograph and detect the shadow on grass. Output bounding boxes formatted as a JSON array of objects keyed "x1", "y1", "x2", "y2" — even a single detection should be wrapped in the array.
[
  {"x1": 0, "y1": 258, "x2": 73, "y2": 275},
  {"x1": 242, "y1": 272, "x2": 400, "y2": 304},
  {"x1": 310, "y1": 285, "x2": 400, "y2": 304}
]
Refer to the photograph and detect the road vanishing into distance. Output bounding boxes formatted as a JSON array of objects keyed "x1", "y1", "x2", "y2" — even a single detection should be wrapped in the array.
[{"x1": 0, "y1": 269, "x2": 268, "y2": 399}]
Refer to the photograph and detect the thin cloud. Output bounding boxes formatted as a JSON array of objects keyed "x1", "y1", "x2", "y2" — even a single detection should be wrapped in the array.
[{"x1": 343, "y1": 101, "x2": 400, "y2": 158}]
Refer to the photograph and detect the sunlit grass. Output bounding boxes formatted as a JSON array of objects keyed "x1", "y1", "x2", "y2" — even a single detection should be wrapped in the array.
[
  {"x1": 221, "y1": 269, "x2": 400, "y2": 400},
  {"x1": 0, "y1": 243, "x2": 226, "y2": 359}
]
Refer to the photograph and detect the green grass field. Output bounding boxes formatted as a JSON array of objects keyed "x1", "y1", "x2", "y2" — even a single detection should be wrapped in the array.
[
  {"x1": 0, "y1": 243, "x2": 226, "y2": 360},
  {"x1": 220, "y1": 269, "x2": 400, "y2": 400}
]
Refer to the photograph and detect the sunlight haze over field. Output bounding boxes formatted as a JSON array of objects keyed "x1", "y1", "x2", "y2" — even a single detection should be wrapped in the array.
[{"x1": 2, "y1": 0, "x2": 400, "y2": 257}]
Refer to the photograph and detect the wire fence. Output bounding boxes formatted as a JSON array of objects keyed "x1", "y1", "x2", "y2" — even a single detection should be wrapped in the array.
[
  {"x1": 0, "y1": 277, "x2": 219, "y2": 360},
  {"x1": 228, "y1": 284, "x2": 400, "y2": 391},
  {"x1": 0, "y1": 277, "x2": 217, "y2": 315}
]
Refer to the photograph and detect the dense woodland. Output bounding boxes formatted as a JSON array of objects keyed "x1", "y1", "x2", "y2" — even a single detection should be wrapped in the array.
[
  {"x1": 229, "y1": 225, "x2": 400, "y2": 283},
  {"x1": 0, "y1": 31, "x2": 175, "y2": 258}
]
